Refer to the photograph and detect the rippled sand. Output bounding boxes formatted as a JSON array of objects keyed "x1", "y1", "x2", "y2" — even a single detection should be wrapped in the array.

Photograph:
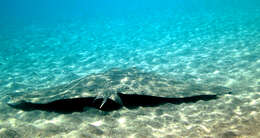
[
  {"x1": 0, "y1": 68, "x2": 259, "y2": 138},
  {"x1": 0, "y1": 8, "x2": 259, "y2": 138}
]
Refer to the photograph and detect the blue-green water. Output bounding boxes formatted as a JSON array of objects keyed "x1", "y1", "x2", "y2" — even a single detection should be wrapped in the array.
[{"x1": 0, "y1": 0, "x2": 260, "y2": 137}]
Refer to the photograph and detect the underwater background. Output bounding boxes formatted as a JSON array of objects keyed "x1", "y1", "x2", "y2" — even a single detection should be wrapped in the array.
[{"x1": 0, "y1": 0, "x2": 260, "y2": 137}]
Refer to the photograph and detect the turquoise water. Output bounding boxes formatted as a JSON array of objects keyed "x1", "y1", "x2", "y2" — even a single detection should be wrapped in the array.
[{"x1": 0, "y1": 0, "x2": 260, "y2": 137}]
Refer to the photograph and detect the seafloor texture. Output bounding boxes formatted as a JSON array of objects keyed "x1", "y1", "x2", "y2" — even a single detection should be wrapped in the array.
[
  {"x1": 0, "y1": 9, "x2": 260, "y2": 137},
  {"x1": 0, "y1": 67, "x2": 255, "y2": 138}
]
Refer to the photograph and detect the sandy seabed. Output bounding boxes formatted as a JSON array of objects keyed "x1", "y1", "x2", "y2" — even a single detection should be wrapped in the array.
[
  {"x1": 0, "y1": 9, "x2": 260, "y2": 138},
  {"x1": 0, "y1": 68, "x2": 259, "y2": 138}
]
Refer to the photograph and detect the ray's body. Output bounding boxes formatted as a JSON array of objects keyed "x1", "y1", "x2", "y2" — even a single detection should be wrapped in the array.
[{"x1": 8, "y1": 93, "x2": 218, "y2": 114}]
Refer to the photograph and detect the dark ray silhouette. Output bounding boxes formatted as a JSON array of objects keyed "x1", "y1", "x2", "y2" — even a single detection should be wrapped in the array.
[
  {"x1": 8, "y1": 93, "x2": 218, "y2": 114},
  {"x1": 117, "y1": 93, "x2": 218, "y2": 109},
  {"x1": 8, "y1": 97, "x2": 121, "y2": 113}
]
